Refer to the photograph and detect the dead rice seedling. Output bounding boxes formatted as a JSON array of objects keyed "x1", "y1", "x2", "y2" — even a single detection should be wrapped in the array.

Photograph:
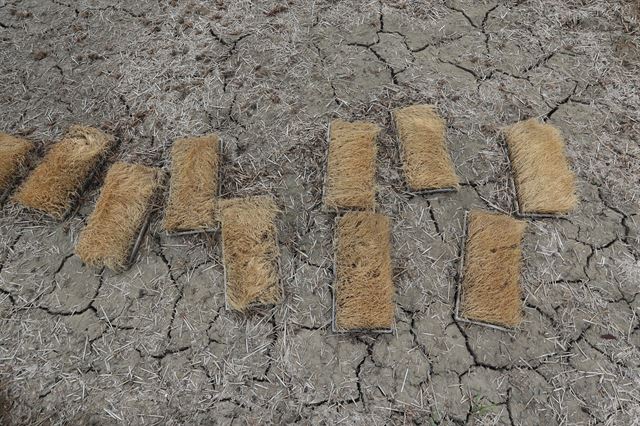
[
  {"x1": 333, "y1": 211, "x2": 394, "y2": 332},
  {"x1": 456, "y1": 210, "x2": 527, "y2": 329},
  {"x1": 220, "y1": 196, "x2": 282, "y2": 312},
  {"x1": 75, "y1": 162, "x2": 163, "y2": 271},
  {"x1": 392, "y1": 104, "x2": 459, "y2": 193},
  {"x1": 323, "y1": 119, "x2": 380, "y2": 211},
  {"x1": 12, "y1": 125, "x2": 115, "y2": 219},
  {"x1": 163, "y1": 134, "x2": 220, "y2": 234},
  {"x1": 0, "y1": 133, "x2": 34, "y2": 204},
  {"x1": 505, "y1": 118, "x2": 577, "y2": 216}
]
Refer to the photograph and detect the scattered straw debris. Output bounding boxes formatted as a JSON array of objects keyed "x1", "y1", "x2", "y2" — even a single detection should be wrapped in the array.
[
  {"x1": 12, "y1": 125, "x2": 114, "y2": 218},
  {"x1": 392, "y1": 104, "x2": 459, "y2": 191},
  {"x1": 505, "y1": 118, "x2": 577, "y2": 215},
  {"x1": 220, "y1": 196, "x2": 282, "y2": 311},
  {"x1": 334, "y1": 211, "x2": 394, "y2": 331},
  {"x1": 323, "y1": 119, "x2": 380, "y2": 211},
  {"x1": 0, "y1": 133, "x2": 34, "y2": 195},
  {"x1": 460, "y1": 210, "x2": 526, "y2": 328},
  {"x1": 163, "y1": 134, "x2": 220, "y2": 233},
  {"x1": 75, "y1": 162, "x2": 162, "y2": 270}
]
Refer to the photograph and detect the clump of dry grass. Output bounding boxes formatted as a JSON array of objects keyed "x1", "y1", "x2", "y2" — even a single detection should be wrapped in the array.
[
  {"x1": 392, "y1": 105, "x2": 459, "y2": 191},
  {"x1": 460, "y1": 210, "x2": 526, "y2": 328},
  {"x1": 323, "y1": 119, "x2": 380, "y2": 211},
  {"x1": 334, "y1": 211, "x2": 394, "y2": 331},
  {"x1": 75, "y1": 162, "x2": 162, "y2": 270},
  {"x1": 220, "y1": 196, "x2": 282, "y2": 311},
  {"x1": 505, "y1": 118, "x2": 577, "y2": 215},
  {"x1": 163, "y1": 134, "x2": 220, "y2": 232},
  {"x1": 0, "y1": 133, "x2": 34, "y2": 195},
  {"x1": 12, "y1": 125, "x2": 114, "y2": 218}
]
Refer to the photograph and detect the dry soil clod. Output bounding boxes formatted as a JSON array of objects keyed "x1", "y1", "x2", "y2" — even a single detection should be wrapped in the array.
[
  {"x1": 220, "y1": 196, "x2": 282, "y2": 312},
  {"x1": 458, "y1": 210, "x2": 527, "y2": 329},
  {"x1": 163, "y1": 134, "x2": 220, "y2": 233},
  {"x1": 11, "y1": 125, "x2": 115, "y2": 219},
  {"x1": 75, "y1": 162, "x2": 163, "y2": 271},
  {"x1": 505, "y1": 118, "x2": 577, "y2": 216},
  {"x1": 0, "y1": 133, "x2": 34, "y2": 204},
  {"x1": 323, "y1": 119, "x2": 380, "y2": 211},
  {"x1": 392, "y1": 105, "x2": 459, "y2": 193},
  {"x1": 333, "y1": 211, "x2": 395, "y2": 332}
]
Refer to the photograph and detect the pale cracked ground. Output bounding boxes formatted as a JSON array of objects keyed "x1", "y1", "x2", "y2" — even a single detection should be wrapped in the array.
[{"x1": 0, "y1": 1, "x2": 639, "y2": 425}]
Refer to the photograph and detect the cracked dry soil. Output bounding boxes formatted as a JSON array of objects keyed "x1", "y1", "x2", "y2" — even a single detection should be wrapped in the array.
[{"x1": 1, "y1": 1, "x2": 639, "y2": 425}]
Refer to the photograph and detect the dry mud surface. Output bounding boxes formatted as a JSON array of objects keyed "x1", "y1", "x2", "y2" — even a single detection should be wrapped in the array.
[{"x1": 1, "y1": 1, "x2": 639, "y2": 424}]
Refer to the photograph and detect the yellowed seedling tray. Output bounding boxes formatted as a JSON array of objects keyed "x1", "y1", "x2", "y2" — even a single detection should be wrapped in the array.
[
  {"x1": 331, "y1": 212, "x2": 396, "y2": 334},
  {"x1": 503, "y1": 119, "x2": 577, "y2": 219},
  {"x1": 322, "y1": 119, "x2": 380, "y2": 213},
  {"x1": 220, "y1": 196, "x2": 284, "y2": 312},
  {"x1": 11, "y1": 126, "x2": 117, "y2": 220},
  {"x1": 390, "y1": 105, "x2": 459, "y2": 196},
  {"x1": 75, "y1": 162, "x2": 164, "y2": 271},
  {"x1": 454, "y1": 210, "x2": 526, "y2": 332},
  {"x1": 163, "y1": 136, "x2": 222, "y2": 236}
]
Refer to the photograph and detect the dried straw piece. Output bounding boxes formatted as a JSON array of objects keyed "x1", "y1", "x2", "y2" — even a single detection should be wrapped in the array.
[
  {"x1": 75, "y1": 162, "x2": 162, "y2": 271},
  {"x1": 163, "y1": 135, "x2": 220, "y2": 232},
  {"x1": 12, "y1": 125, "x2": 114, "y2": 218},
  {"x1": 0, "y1": 133, "x2": 34, "y2": 194},
  {"x1": 505, "y1": 119, "x2": 577, "y2": 215},
  {"x1": 220, "y1": 196, "x2": 282, "y2": 311},
  {"x1": 392, "y1": 105, "x2": 459, "y2": 191},
  {"x1": 324, "y1": 119, "x2": 380, "y2": 211},
  {"x1": 460, "y1": 210, "x2": 526, "y2": 328},
  {"x1": 334, "y1": 211, "x2": 394, "y2": 331}
]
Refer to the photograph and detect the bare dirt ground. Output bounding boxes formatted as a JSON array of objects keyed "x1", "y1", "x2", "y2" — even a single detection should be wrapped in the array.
[{"x1": 1, "y1": 0, "x2": 639, "y2": 424}]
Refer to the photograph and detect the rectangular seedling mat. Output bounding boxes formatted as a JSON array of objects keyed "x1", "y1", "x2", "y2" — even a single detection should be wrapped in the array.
[
  {"x1": 322, "y1": 119, "x2": 380, "y2": 212},
  {"x1": 332, "y1": 211, "x2": 395, "y2": 334},
  {"x1": 503, "y1": 119, "x2": 577, "y2": 218},
  {"x1": 11, "y1": 125, "x2": 116, "y2": 220},
  {"x1": 0, "y1": 133, "x2": 36, "y2": 206},
  {"x1": 163, "y1": 135, "x2": 222, "y2": 236},
  {"x1": 454, "y1": 210, "x2": 527, "y2": 331},
  {"x1": 390, "y1": 105, "x2": 459, "y2": 195},
  {"x1": 75, "y1": 162, "x2": 164, "y2": 271},
  {"x1": 220, "y1": 196, "x2": 283, "y2": 312}
]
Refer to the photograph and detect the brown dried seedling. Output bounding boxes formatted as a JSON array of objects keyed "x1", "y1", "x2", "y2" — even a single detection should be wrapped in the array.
[
  {"x1": 12, "y1": 125, "x2": 114, "y2": 218},
  {"x1": 0, "y1": 133, "x2": 34, "y2": 201},
  {"x1": 392, "y1": 104, "x2": 459, "y2": 192},
  {"x1": 163, "y1": 134, "x2": 220, "y2": 233},
  {"x1": 75, "y1": 162, "x2": 163, "y2": 271},
  {"x1": 505, "y1": 118, "x2": 577, "y2": 215},
  {"x1": 220, "y1": 196, "x2": 282, "y2": 312},
  {"x1": 334, "y1": 211, "x2": 394, "y2": 332},
  {"x1": 323, "y1": 119, "x2": 380, "y2": 211},
  {"x1": 459, "y1": 210, "x2": 527, "y2": 329}
]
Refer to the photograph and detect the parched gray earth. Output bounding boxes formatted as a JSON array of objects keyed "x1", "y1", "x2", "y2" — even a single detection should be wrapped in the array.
[{"x1": 1, "y1": 0, "x2": 639, "y2": 424}]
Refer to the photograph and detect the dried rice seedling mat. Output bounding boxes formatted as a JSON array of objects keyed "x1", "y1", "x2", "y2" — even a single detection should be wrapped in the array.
[
  {"x1": 163, "y1": 134, "x2": 221, "y2": 235},
  {"x1": 0, "y1": 133, "x2": 35, "y2": 205},
  {"x1": 504, "y1": 118, "x2": 577, "y2": 218},
  {"x1": 323, "y1": 119, "x2": 380, "y2": 211},
  {"x1": 454, "y1": 210, "x2": 527, "y2": 331},
  {"x1": 219, "y1": 196, "x2": 283, "y2": 312},
  {"x1": 391, "y1": 105, "x2": 459, "y2": 194},
  {"x1": 12, "y1": 125, "x2": 115, "y2": 219},
  {"x1": 75, "y1": 162, "x2": 164, "y2": 271},
  {"x1": 332, "y1": 211, "x2": 395, "y2": 333}
]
